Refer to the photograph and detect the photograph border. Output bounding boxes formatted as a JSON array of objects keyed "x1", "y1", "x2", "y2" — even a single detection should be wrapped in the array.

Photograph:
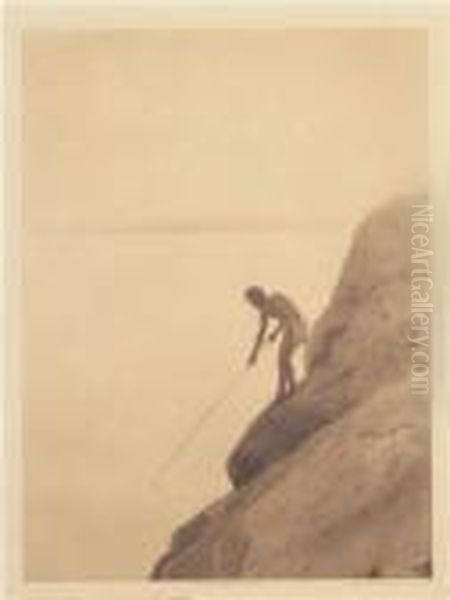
[{"x1": 3, "y1": 2, "x2": 450, "y2": 599}]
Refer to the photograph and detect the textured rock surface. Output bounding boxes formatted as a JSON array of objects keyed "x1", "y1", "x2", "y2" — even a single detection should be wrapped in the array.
[{"x1": 151, "y1": 197, "x2": 431, "y2": 579}]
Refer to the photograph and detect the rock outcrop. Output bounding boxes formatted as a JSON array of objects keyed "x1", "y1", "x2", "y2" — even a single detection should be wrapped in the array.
[{"x1": 151, "y1": 197, "x2": 431, "y2": 579}]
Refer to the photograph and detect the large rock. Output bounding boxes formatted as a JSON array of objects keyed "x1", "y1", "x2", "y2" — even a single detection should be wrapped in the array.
[
  {"x1": 227, "y1": 197, "x2": 415, "y2": 488},
  {"x1": 151, "y1": 197, "x2": 431, "y2": 579}
]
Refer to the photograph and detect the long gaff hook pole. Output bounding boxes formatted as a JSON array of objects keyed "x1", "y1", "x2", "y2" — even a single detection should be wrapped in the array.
[{"x1": 148, "y1": 367, "x2": 249, "y2": 488}]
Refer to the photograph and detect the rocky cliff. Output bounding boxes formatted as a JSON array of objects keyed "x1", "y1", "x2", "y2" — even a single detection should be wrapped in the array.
[{"x1": 151, "y1": 197, "x2": 431, "y2": 579}]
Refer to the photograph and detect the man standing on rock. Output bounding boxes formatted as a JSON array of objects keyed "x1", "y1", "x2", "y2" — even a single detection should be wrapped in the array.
[{"x1": 245, "y1": 285, "x2": 308, "y2": 402}]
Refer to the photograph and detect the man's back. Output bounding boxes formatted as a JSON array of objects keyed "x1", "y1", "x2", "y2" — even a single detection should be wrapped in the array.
[{"x1": 267, "y1": 292, "x2": 303, "y2": 325}]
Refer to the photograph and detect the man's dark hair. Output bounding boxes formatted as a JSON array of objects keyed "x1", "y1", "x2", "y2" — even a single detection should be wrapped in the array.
[{"x1": 245, "y1": 285, "x2": 265, "y2": 305}]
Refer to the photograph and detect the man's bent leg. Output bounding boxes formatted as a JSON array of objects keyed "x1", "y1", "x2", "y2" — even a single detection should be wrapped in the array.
[{"x1": 277, "y1": 330, "x2": 296, "y2": 400}]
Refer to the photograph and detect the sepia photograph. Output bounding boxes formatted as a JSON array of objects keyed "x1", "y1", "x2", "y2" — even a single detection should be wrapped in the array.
[{"x1": 6, "y1": 4, "x2": 449, "y2": 598}]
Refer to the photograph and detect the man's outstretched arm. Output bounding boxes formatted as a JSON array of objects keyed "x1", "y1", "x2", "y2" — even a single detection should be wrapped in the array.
[{"x1": 247, "y1": 313, "x2": 268, "y2": 367}]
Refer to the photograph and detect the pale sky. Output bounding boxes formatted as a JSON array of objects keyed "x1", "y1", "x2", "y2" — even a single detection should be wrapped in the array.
[{"x1": 22, "y1": 28, "x2": 427, "y2": 579}]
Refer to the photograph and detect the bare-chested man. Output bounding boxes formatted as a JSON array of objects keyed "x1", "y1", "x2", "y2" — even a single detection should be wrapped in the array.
[{"x1": 245, "y1": 285, "x2": 307, "y2": 401}]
